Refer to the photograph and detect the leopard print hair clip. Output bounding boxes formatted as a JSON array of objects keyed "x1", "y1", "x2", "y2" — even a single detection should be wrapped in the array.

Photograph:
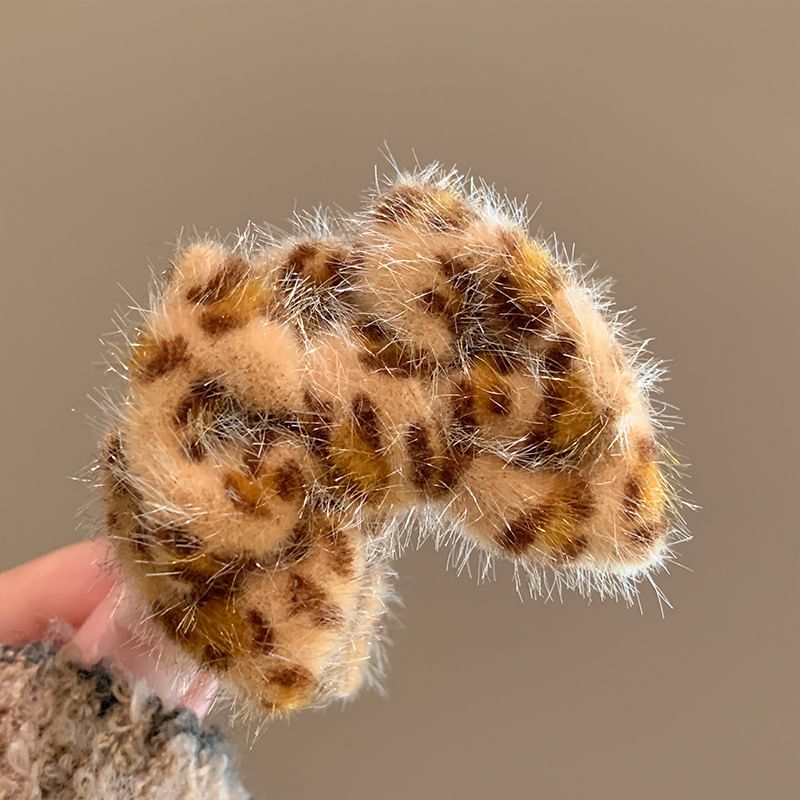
[{"x1": 97, "y1": 164, "x2": 685, "y2": 718}]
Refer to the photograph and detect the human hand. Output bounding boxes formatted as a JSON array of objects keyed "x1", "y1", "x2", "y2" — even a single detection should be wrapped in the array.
[{"x1": 0, "y1": 540, "x2": 217, "y2": 718}]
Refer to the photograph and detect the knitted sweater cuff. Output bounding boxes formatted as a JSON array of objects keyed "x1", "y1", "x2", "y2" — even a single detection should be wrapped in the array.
[{"x1": 0, "y1": 642, "x2": 251, "y2": 799}]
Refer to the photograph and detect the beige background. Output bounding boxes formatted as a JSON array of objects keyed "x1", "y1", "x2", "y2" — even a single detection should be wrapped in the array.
[{"x1": 1, "y1": 1, "x2": 797, "y2": 797}]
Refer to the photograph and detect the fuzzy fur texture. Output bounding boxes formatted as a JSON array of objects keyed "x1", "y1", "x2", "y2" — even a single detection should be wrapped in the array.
[{"x1": 97, "y1": 165, "x2": 684, "y2": 719}]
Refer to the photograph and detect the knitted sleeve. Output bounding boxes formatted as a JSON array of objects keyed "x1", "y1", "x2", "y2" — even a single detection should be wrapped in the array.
[{"x1": 0, "y1": 642, "x2": 251, "y2": 800}]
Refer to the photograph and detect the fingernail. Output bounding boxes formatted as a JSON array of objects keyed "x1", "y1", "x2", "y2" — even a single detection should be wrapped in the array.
[
  {"x1": 68, "y1": 585, "x2": 218, "y2": 720},
  {"x1": 183, "y1": 670, "x2": 220, "y2": 718}
]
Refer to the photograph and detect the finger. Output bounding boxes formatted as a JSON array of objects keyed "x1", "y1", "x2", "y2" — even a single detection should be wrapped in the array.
[
  {"x1": 68, "y1": 584, "x2": 219, "y2": 720},
  {"x1": 0, "y1": 540, "x2": 114, "y2": 645},
  {"x1": 182, "y1": 670, "x2": 220, "y2": 719}
]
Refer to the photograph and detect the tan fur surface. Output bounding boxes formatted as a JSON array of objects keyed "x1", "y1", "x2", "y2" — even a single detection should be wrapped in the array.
[{"x1": 97, "y1": 165, "x2": 683, "y2": 719}]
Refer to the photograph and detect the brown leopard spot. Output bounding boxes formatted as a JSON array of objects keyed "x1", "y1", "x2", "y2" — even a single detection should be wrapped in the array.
[
  {"x1": 329, "y1": 415, "x2": 392, "y2": 498},
  {"x1": 542, "y1": 336, "x2": 580, "y2": 375},
  {"x1": 498, "y1": 228, "x2": 560, "y2": 297},
  {"x1": 546, "y1": 373, "x2": 601, "y2": 452},
  {"x1": 359, "y1": 320, "x2": 435, "y2": 377},
  {"x1": 373, "y1": 183, "x2": 476, "y2": 231},
  {"x1": 285, "y1": 514, "x2": 354, "y2": 575},
  {"x1": 186, "y1": 254, "x2": 249, "y2": 305},
  {"x1": 273, "y1": 459, "x2": 306, "y2": 502},
  {"x1": 314, "y1": 517, "x2": 355, "y2": 577},
  {"x1": 130, "y1": 335, "x2": 189, "y2": 382},
  {"x1": 488, "y1": 386, "x2": 513, "y2": 416},
  {"x1": 288, "y1": 573, "x2": 343, "y2": 627},
  {"x1": 488, "y1": 272, "x2": 552, "y2": 337},
  {"x1": 373, "y1": 186, "x2": 429, "y2": 225},
  {"x1": 248, "y1": 609, "x2": 276, "y2": 655},
  {"x1": 451, "y1": 378, "x2": 478, "y2": 433},
  {"x1": 202, "y1": 642, "x2": 232, "y2": 671},
  {"x1": 328, "y1": 532, "x2": 355, "y2": 577},
  {"x1": 284, "y1": 242, "x2": 349, "y2": 287},
  {"x1": 562, "y1": 479, "x2": 595, "y2": 523},
  {"x1": 406, "y1": 422, "x2": 437, "y2": 491},
  {"x1": 174, "y1": 378, "x2": 248, "y2": 461},
  {"x1": 419, "y1": 289, "x2": 448, "y2": 316},
  {"x1": 303, "y1": 390, "x2": 333, "y2": 415},
  {"x1": 471, "y1": 361, "x2": 514, "y2": 418},
  {"x1": 558, "y1": 533, "x2": 589, "y2": 562},
  {"x1": 630, "y1": 517, "x2": 667, "y2": 546},
  {"x1": 436, "y1": 253, "x2": 476, "y2": 279},
  {"x1": 285, "y1": 242, "x2": 320, "y2": 275},
  {"x1": 418, "y1": 287, "x2": 463, "y2": 335},
  {"x1": 176, "y1": 555, "x2": 258, "y2": 603},
  {"x1": 199, "y1": 312, "x2": 241, "y2": 336},
  {"x1": 514, "y1": 416, "x2": 556, "y2": 465},
  {"x1": 281, "y1": 520, "x2": 315, "y2": 565},
  {"x1": 636, "y1": 436, "x2": 658, "y2": 461},
  {"x1": 222, "y1": 446, "x2": 308, "y2": 516},
  {"x1": 152, "y1": 526, "x2": 204, "y2": 557},
  {"x1": 224, "y1": 471, "x2": 273, "y2": 517},
  {"x1": 351, "y1": 393, "x2": 383, "y2": 451},
  {"x1": 299, "y1": 393, "x2": 333, "y2": 459},
  {"x1": 267, "y1": 664, "x2": 315, "y2": 692},
  {"x1": 150, "y1": 601, "x2": 187, "y2": 644},
  {"x1": 127, "y1": 527, "x2": 151, "y2": 555},
  {"x1": 497, "y1": 506, "x2": 551, "y2": 556},
  {"x1": 436, "y1": 445, "x2": 472, "y2": 493},
  {"x1": 197, "y1": 276, "x2": 269, "y2": 336},
  {"x1": 102, "y1": 433, "x2": 126, "y2": 471},
  {"x1": 623, "y1": 475, "x2": 643, "y2": 517}
]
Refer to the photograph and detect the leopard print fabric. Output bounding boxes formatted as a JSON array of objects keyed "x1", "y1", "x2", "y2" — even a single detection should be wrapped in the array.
[{"x1": 98, "y1": 167, "x2": 680, "y2": 718}]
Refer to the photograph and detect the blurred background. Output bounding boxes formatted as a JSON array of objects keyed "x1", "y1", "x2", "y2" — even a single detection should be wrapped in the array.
[{"x1": 1, "y1": 1, "x2": 797, "y2": 796}]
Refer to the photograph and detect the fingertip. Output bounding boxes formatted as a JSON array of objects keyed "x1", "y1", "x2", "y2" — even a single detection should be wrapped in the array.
[
  {"x1": 0, "y1": 539, "x2": 117, "y2": 645},
  {"x1": 69, "y1": 585, "x2": 218, "y2": 720},
  {"x1": 183, "y1": 672, "x2": 220, "y2": 720}
]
